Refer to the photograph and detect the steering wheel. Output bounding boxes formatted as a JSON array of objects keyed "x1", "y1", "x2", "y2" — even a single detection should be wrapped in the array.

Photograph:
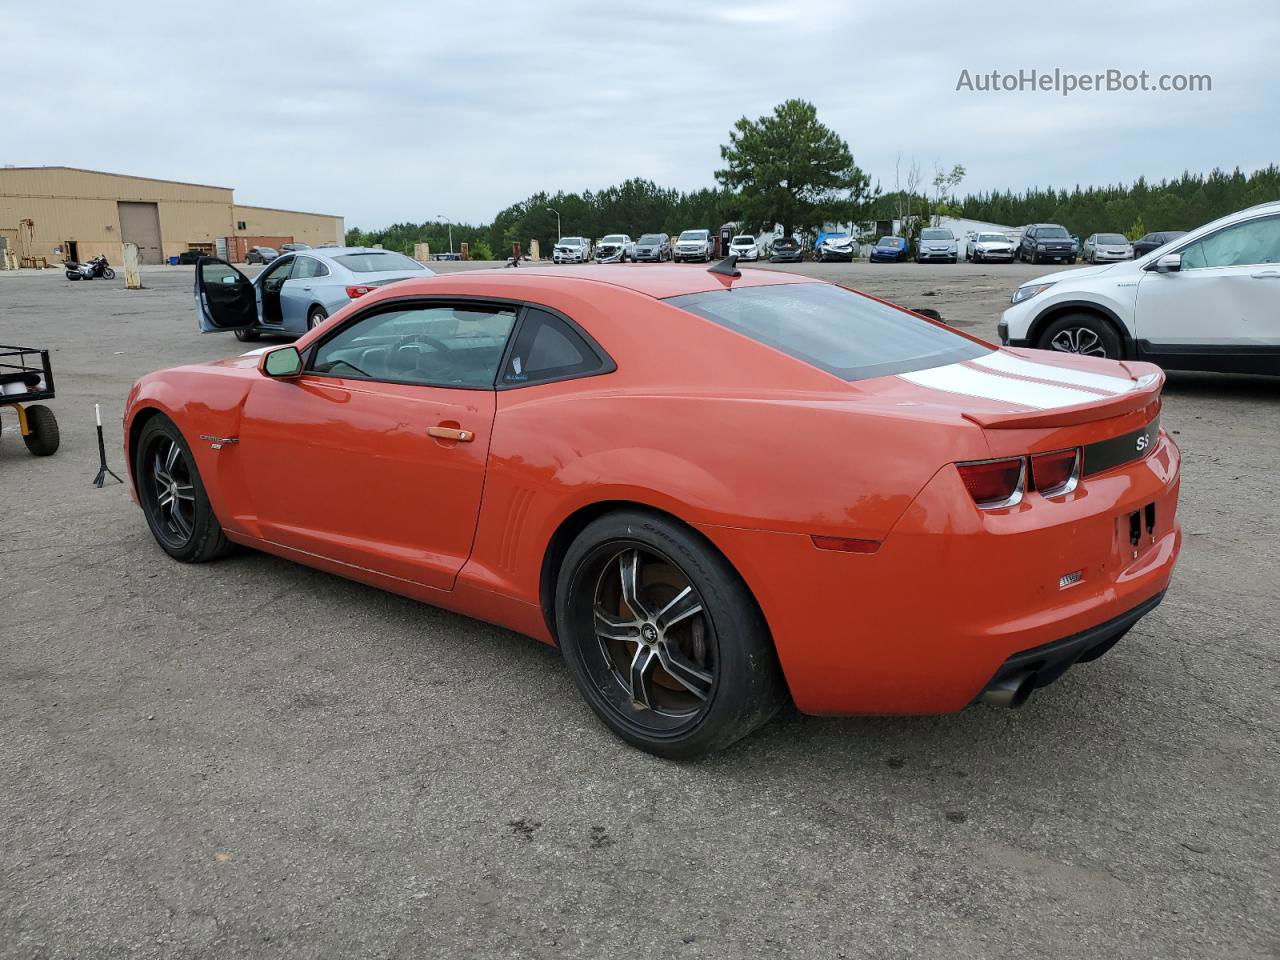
[{"x1": 396, "y1": 334, "x2": 451, "y2": 353}]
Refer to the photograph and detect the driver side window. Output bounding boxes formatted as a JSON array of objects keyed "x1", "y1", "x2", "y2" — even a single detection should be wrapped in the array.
[
  {"x1": 1179, "y1": 216, "x2": 1280, "y2": 269},
  {"x1": 311, "y1": 303, "x2": 517, "y2": 389}
]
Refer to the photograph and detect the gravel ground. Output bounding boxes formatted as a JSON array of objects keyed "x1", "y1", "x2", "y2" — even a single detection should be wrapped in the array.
[{"x1": 0, "y1": 261, "x2": 1276, "y2": 959}]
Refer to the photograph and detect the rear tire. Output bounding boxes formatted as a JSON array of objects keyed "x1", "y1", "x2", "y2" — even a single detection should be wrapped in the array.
[
  {"x1": 1036, "y1": 313, "x2": 1122, "y2": 360},
  {"x1": 103, "y1": 267, "x2": 116, "y2": 279},
  {"x1": 134, "y1": 416, "x2": 232, "y2": 563},
  {"x1": 22, "y1": 405, "x2": 60, "y2": 456},
  {"x1": 233, "y1": 327, "x2": 260, "y2": 342},
  {"x1": 555, "y1": 510, "x2": 785, "y2": 759},
  {"x1": 307, "y1": 306, "x2": 328, "y2": 330}
]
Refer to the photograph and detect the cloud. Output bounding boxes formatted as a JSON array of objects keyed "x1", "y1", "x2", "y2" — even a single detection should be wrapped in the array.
[{"x1": 1, "y1": 0, "x2": 1273, "y2": 227}]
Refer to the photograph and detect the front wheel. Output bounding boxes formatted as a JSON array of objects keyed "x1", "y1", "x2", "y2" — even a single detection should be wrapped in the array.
[
  {"x1": 1036, "y1": 313, "x2": 1122, "y2": 360},
  {"x1": 22, "y1": 404, "x2": 60, "y2": 456},
  {"x1": 135, "y1": 416, "x2": 232, "y2": 563},
  {"x1": 556, "y1": 510, "x2": 785, "y2": 759}
]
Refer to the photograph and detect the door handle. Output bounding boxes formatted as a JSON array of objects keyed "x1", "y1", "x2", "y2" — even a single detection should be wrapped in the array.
[
  {"x1": 1250, "y1": 271, "x2": 1280, "y2": 279},
  {"x1": 428, "y1": 426, "x2": 474, "y2": 442}
]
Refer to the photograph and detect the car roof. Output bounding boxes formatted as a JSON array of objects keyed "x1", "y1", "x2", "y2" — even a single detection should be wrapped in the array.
[
  {"x1": 302, "y1": 246, "x2": 406, "y2": 261},
  {"x1": 371, "y1": 264, "x2": 818, "y2": 300}
]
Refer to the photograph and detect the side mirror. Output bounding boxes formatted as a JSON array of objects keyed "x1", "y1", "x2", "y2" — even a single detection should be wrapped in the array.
[
  {"x1": 1150, "y1": 253, "x2": 1181, "y2": 273},
  {"x1": 261, "y1": 346, "x2": 303, "y2": 378}
]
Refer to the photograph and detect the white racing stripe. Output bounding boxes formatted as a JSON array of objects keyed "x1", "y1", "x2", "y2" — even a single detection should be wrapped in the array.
[
  {"x1": 972, "y1": 350, "x2": 1136, "y2": 395},
  {"x1": 899, "y1": 362, "x2": 1104, "y2": 409}
]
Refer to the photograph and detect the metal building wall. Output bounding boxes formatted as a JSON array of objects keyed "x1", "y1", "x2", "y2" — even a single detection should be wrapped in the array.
[{"x1": 233, "y1": 205, "x2": 345, "y2": 247}]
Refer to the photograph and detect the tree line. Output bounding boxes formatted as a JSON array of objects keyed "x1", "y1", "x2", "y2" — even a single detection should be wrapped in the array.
[{"x1": 345, "y1": 98, "x2": 1277, "y2": 257}]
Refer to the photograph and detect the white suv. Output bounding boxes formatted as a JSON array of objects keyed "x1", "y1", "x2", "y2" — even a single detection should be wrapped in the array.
[{"x1": 1000, "y1": 201, "x2": 1280, "y2": 376}]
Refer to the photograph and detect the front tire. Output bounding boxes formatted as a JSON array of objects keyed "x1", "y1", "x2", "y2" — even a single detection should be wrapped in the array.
[
  {"x1": 1036, "y1": 313, "x2": 1122, "y2": 359},
  {"x1": 22, "y1": 404, "x2": 60, "y2": 456},
  {"x1": 134, "y1": 416, "x2": 232, "y2": 563},
  {"x1": 555, "y1": 510, "x2": 785, "y2": 759}
]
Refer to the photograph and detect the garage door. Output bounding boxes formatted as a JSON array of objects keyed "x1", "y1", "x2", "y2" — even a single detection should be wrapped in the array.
[{"x1": 117, "y1": 202, "x2": 163, "y2": 265}]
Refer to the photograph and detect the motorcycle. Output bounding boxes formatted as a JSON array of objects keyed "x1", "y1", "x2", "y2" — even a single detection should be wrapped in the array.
[{"x1": 64, "y1": 254, "x2": 116, "y2": 281}]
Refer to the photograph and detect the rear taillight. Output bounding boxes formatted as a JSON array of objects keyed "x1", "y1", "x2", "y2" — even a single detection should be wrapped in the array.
[
  {"x1": 346, "y1": 284, "x2": 376, "y2": 298},
  {"x1": 957, "y1": 457, "x2": 1025, "y2": 509},
  {"x1": 1030, "y1": 448, "x2": 1080, "y2": 497}
]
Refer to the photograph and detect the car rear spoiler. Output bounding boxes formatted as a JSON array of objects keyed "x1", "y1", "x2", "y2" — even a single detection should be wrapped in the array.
[{"x1": 963, "y1": 366, "x2": 1163, "y2": 429}]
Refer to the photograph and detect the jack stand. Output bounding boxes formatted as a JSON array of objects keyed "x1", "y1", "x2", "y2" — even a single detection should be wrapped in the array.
[{"x1": 92, "y1": 403, "x2": 123, "y2": 487}]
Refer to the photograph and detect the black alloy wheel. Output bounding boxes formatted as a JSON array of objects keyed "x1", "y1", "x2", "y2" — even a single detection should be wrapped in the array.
[
  {"x1": 135, "y1": 417, "x2": 232, "y2": 563},
  {"x1": 556, "y1": 510, "x2": 784, "y2": 759}
]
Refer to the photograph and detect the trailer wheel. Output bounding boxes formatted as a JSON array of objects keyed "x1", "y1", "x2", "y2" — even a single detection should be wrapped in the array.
[{"x1": 22, "y1": 404, "x2": 60, "y2": 456}]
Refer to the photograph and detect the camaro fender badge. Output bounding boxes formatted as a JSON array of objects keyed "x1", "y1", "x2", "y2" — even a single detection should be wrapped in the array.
[{"x1": 199, "y1": 435, "x2": 239, "y2": 450}]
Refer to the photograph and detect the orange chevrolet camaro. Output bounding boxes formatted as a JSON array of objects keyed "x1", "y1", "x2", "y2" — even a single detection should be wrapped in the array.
[{"x1": 123, "y1": 259, "x2": 1181, "y2": 757}]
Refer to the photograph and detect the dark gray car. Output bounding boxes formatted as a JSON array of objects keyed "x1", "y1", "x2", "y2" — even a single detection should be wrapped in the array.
[
  {"x1": 633, "y1": 233, "x2": 671, "y2": 262},
  {"x1": 1017, "y1": 224, "x2": 1076, "y2": 264}
]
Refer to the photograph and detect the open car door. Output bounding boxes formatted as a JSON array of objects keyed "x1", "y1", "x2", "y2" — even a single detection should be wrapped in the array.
[{"x1": 194, "y1": 257, "x2": 257, "y2": 333}]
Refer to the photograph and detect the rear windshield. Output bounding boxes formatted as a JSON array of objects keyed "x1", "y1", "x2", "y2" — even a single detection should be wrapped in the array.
[
  {"x1": 333, "y1": 252, "x2": 426, "y2": 273},
  {"x1": 1097, "y1": 234, "x2": 1127, "y2": 244},
  {"x1": 920, "y1": 229, "x2": 952, "y2": 240},
  {"x1": 666, "y1": 283, "x2": 988, "y2": 382}
]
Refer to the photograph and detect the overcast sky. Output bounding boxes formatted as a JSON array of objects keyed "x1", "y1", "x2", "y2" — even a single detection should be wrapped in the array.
[{"x1": 3, "y1": 1, "x2": 1275, "y2": 229}]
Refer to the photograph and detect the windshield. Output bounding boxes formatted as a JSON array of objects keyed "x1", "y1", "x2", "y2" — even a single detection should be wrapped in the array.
[
  {"x1": 602, "y1": 235, "x2": 625, "y2": 244},
  {"x1": 920, "y1": 229, "x2": 952, "y2": 241},
  {"x1": 977, "y1": 233, "x2": 1006, "y2": 243},
  {"x1": 732, "y1": 236, "x2": 755, "y2": 245},
  {"x1": 822, "y1": 234, "x2": 849, "y2": 243},
  {"x1": 332, "y1": 252, "x2": 427, "y2": 273},
  {"x1": 877, "y1": 237, "x2": 902, "y2": 247},
  {"x1": 1038, "y1": 227, "x2": 1069, "y2": 239},
  {"x1": 679, "y1": 231, "x2": 708, "y2": 241},
  {"x1": 638, "y1": 234, "x2": 663, "y2": 244},
  {"x1": 667, "y1": 283, "x2": 988, "y2": 382},
  {"x1": 558, "y1": 238, "x2": 583, "y2": 247},
  {"x1": 1097, "y1": 234, "x2": 1127, "y2": 245}
]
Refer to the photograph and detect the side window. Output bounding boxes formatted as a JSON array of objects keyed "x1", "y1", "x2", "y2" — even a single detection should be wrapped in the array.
[
  {"x1": 311, "y1": 303, "x2": 517, "y2": 388},
  {"x1": 290, "y1": 257, "x2": 321, "y2": 279},
  {"x1": 501, "y1": 308, "x2": 607, "y2": 386},
  {"x1": 1179, "y1": 216, "x2": 1280, "y2": 270}
]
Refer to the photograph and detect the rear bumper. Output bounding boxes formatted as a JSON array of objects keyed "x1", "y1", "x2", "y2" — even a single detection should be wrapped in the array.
[
  {"x1": 697, "y1": 432, "x2": 1181, "y2": 715},
  {"x1": 978, "y1": 589, "x2": 1164, "y2": 706}
]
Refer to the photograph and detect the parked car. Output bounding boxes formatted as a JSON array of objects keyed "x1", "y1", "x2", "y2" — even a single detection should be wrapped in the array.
[
  {"x1": 916, "y1": 227, "x2": 958, "y2": 264},
  {"x1": 431, "y1": 253, "x2": 462, "y2": 261},
  {"x1": 1082, "y1": 233, "x2": 1134, "y2": 263},
  {"x1": 280, "y1": 243, "x2": 311, "y2": 254},
  {"x1": 633, "y1": 233, "x2": 671, "y2": 262},
  {"x1": 768, "y1": 236, "x2": 804, "y2": 263},
  {"x1": 552, "y1": 237, "x2": 591, "y2": 264},
  {"x1": 814, "y1": 232, "x2": 855, "y2": 262},
  {"x1": 594, "y1": 234, "x2": 635, "y2": 264},
  {"x1": 673, "y1": 229, "x2": 714, "y2": 263},
  {"x1": 1017, "y1": 225, "x2": 1076, "y2": 264},
  {"x1": 728, "y1": 234, "x2": 760, "y2": 261},
  {"x1": 245, "y1": 246, "x2": 279, "y2": 265},
  {"x1": 1132, "y1": 231, "x2": 1189, "y2": 258},
  {"x1": 149, "y1": 262, "x2": 1180, "y2": 757},
  {"x1": 1001, "y1": 201, "x2": 1280, "y2": 375},
  {"x1": 194, "y1": 247, "x2": 434, "y2": 342},
  {"x1": 869, "y1": 236, "x2": 909, "y2": 263},
  {"x1": 968, "y1": 232, "x2": 1016, "y2": 263},
  {"x1": 176, "y1": 250, "x2": 206, "y2": 265}
]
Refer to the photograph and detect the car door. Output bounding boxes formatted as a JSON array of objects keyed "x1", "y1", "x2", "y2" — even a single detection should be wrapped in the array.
[
  {"x1": 280, "y1": 256, "x2": 325, "y2": 331},
  {"x1": 1135, "y1": 213, "x2": 1280, "y2": 357},
  {"x1": 234, "y1": 299, "x2": 519, "y2": 590},
  {"x1": 194, "y1": 257, "x2": 258, "y2": 332}
]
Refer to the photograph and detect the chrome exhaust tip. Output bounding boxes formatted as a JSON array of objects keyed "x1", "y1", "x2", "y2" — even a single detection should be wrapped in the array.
[{"x1": 980, "y1": 671, "x2": 1037, "y2": 709}]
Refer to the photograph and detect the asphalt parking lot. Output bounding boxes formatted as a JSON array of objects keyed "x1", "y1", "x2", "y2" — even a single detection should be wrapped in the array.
[{"x1": 1, "y1": 260, "x2": 1276, "y2": 959}]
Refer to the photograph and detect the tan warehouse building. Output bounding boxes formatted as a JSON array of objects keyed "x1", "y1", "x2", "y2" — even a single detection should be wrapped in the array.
[{"x1": 0, "y1": 166, "x2": 344, "y2": 266}]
